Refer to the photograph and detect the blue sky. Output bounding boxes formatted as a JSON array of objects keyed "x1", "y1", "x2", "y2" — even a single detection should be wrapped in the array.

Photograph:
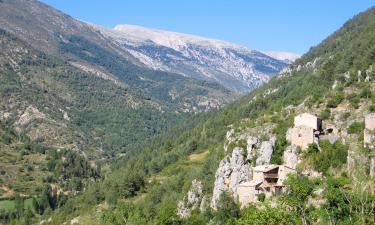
[{"x1": 40, "y1": 0, "x2": 374, "y2": 54}]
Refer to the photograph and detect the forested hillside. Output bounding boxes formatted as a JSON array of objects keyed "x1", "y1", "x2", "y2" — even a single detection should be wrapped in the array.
[
  {"x1": 27, "y1": 6, "x2": 375, "y2": 225},
  {"x1": 1, "y1": 2, "x2": 375, "y2": 225},
  {"x1": 0, "y1": 0, "x2": 237, "y2": 158}
]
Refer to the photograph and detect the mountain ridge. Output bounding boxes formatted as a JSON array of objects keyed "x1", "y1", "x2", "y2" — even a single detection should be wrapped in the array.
[
  {"x1": 90, "y1": 23, "x2": 292, "y2": 92},
  {"x1": 0, "y1": 0, "x2": 238, "y2": 157}
]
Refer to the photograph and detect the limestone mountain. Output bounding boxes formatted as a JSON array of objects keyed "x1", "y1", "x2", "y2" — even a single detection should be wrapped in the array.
[
  {"x1": 0, "y1": 0, "x2": 236, "y2": 110},
  {"x1": 90, "y1": 24, "x2": 290, "y2": 92},
  {"x1": 0, "y1": 0, "x2": 240, "y2": 156}
]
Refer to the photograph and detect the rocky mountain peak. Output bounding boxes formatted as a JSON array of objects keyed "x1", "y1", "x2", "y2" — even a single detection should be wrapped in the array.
[{"x1": 91, "y1": 24, "x2": 293, "y2": 92}]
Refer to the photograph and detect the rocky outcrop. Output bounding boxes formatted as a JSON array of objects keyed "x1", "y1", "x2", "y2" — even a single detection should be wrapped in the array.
[
  {"x1": 211, "y1": 147, "x2": 250, "y2": 209},
  {"x1": 229, "y1": 148, "x2": 251, "y2": 195},
  {"x1": 256, "y1": 137, "x2": 276, "y2": 166},
  {"x1": 211, "y1": 157, "x2": 231, "y2": 210},
  {"x1": 246, "y1": 136, "x2": 259, "y2": 161},
  {"x1": 283, "y1": 145, "x2": 298, "y2": 169},
  {"x1": 177, "y1": 179, "x2": 204, "y2": 218},
  {"x1": 15, "y1": 105, "x2": 46, "y2": 127},
  {"x1": 224, "y1": 128, "x2": 235, "y2": 152},
  {"x1": 177, "y1": 201, "x2": 190, "y2": 219},
  {"x1": 187, "y1": 179, "x2": 203, "y2": 208}
]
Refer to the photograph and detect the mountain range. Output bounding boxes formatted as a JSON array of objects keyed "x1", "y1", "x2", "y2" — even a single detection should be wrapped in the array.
[
  {"x1": 1, "y1": 1, "x2": 373, "y2": 225},
  {"x1": 0, "y1": 0, "x2": 296, "y2": 156},
  {"x1": 90, "y1": 24, "x2": 297, "y2": 92}
]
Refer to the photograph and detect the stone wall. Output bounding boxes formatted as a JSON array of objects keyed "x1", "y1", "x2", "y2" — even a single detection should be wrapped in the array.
[
  {"x1": 237, "y1": 181, "x2": 262, "y2": 207},
  {"x1": 291, "y1": 125, "x2": 314, "y2": 150}
]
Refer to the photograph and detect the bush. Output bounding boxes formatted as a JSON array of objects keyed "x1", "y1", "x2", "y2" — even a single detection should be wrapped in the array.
[
  {"x1": 360, "y1": 86, "x2": 371, "y2": 99},
  {"x1": 215, "y1": 192, "x2": 240, "y2": 223},
  {"x1": 257, "y1": 193, "x2": 265, "y2": 202},
  {"x1": 307, "y1": 143, "x2": 319, "y2": 154},
  {"x1": 320, "y1": 109, "x2": 331, "y2": 120},
  {"x1": 348, "y1": 122, "x2": 364, "y2": 134},
  {"x1": 308, "y1": 140, "x2": 348, "y2": 174},
  {"x1": 327, "y1": 92, "x2": 344, "y2": 108},
  {"x1": 236, "y1": 205, "x2": 298, "y2": 225},
  {"x1": 347, "y1": 93, "x2": 360, "y2": 109}
]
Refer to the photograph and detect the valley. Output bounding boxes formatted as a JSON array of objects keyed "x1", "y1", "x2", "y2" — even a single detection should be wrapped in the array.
[{"x1": 0, "y1": 0, "x2": 374, "y2": 225}]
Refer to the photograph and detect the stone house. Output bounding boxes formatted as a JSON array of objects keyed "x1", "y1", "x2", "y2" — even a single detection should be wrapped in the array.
[
  {"x1": 294, "y1": 113, "x2": 322, "y2": 131},
  {"x1": 291, "y1": 113, "x2": 322, "y2": 150},
  {"x1": 237, "y1": 180, "x2": 263, "y2": 207},
  {"x1": 237, "y1": 164, "x2": 296, "y2": 207}
]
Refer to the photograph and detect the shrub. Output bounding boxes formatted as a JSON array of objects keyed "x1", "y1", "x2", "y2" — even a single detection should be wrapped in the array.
[
  {"x1": 347, "y1": 93, "x2": 360, "y2": 109},
  {"x1": 307, "y1": 143, "x2": 319, "y2": 154},
  {"x1": 348, "y1": 122, "x2": 364, "y2": 134},
  {"x1": 308, "y1": 140, "x2": 348, "y2": 174},
  {"x1": 257, "y1": 193, "x2": 265, "y2": 202},
  {"x1": 327, "y1": 92, "x2": 344, "y2": 108},
  {"x1": 342, "y1": 112, "x2": 351, "y2": 120},
  {"x1": 320, "y1": 109, "x2": 331, "y2": 120},
  {"x1": 360, "y1": 86, "x2": 371, "y2": 99}
]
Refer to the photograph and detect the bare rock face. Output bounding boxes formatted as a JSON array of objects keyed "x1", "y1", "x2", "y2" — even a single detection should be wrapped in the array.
[
  {"x1": 177, "y1": 179, "x2": 204, "y2": 218},
  {"x1": 224, "y1": 128, "x2": 235, "y2": 152},
  {"x1": 187, "y1": 179, "x2": 203, "y2": 207},
  {"x1": 256, "y1": 137, "x2": 276, "y2": 166},
  {"x1": 229, "y1": 147, "x2": 250, "y2": 196},
  {"x1": 246, "y1": 136, "x2": 259, "y2": 161},
  {"x1": 211, "y1": 147, "x2": 250, "y2": 209},
  {"x1": 283, "y1": 145, "x2": 298, "y2": 169},
  {"x1": 15, "y1": 105, "x2": 46, "y2": 127},
  {"x1": 211, "y1": 157, "x2": 231, "y2": 210},
  {"x1": 177, "y1": 201, "x2": 190, "y2": 219}
]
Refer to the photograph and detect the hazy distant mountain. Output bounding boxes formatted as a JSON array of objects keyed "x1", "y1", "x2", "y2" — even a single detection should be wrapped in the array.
[
  {"x1": 91, "y1": 24, "x2": 291, "y2": 92},
  {"x1": 263, "y1": 51, "x2": 300, "y2": 64}
]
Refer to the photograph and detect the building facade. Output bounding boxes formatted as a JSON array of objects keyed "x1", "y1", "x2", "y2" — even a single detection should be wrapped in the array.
[
  {"x1": 237, "y1": 165, "x2": 296, "y2": 207},
  {"x1": 291, "y1": 113, "x2": 322, "y2": 150}
]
